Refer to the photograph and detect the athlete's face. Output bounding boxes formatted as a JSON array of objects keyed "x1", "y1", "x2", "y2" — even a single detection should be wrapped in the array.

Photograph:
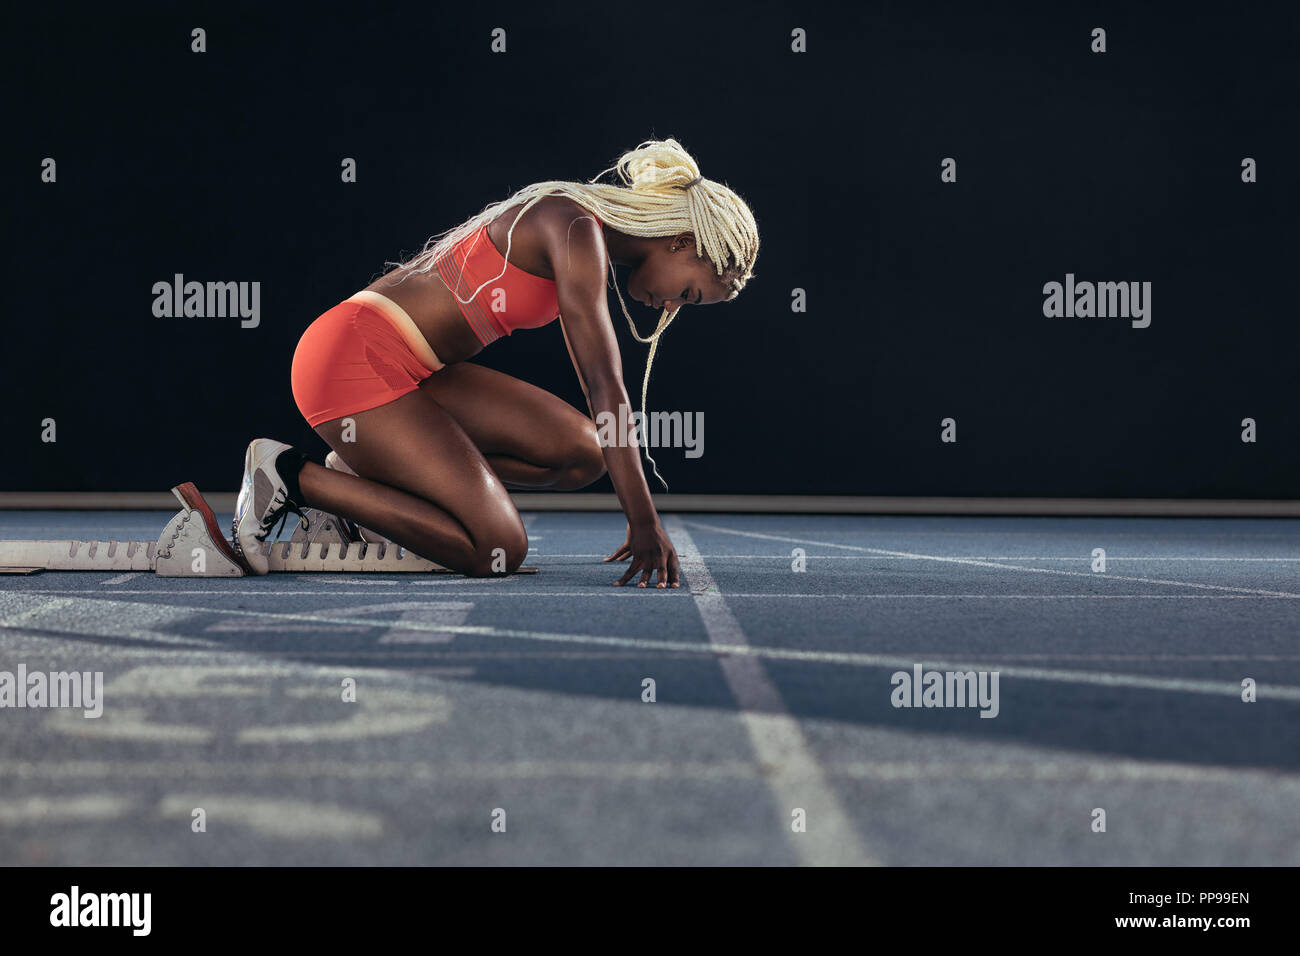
[{"x1": 627, "y1": 234, "x2": 735, "y2": 312}]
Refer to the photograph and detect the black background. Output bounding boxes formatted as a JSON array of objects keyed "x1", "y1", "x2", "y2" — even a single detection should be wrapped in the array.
[
  {"x1": 6, "y1": 2, "x2": 1297, "y2": 497},
  {"x1": 4, "y1": 865, "x2": 1281, "y2": 941}
]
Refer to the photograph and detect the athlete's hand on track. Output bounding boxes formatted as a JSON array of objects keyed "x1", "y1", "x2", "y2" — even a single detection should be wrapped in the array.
[{"x1": 604, "y1": 522, "x2": 681, "y2": 588}]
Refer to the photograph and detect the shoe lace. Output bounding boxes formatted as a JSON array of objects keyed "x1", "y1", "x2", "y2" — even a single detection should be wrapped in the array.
[{"x1": 255, "y1": 488, "x2": 310, "y2": 544}]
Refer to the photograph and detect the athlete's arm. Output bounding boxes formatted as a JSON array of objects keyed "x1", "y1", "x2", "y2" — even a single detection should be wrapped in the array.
[{"x1": 547, "y1": 212, "x2": 679, "y2": 589}]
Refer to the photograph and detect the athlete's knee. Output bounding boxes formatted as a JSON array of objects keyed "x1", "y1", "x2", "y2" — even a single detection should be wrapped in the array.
[
  {"x1": 555, "y1": 423, "x2": 606, "y2": 490},
  {"x1": 465, "y1": 523, "x2": 528, "y2": 576}
]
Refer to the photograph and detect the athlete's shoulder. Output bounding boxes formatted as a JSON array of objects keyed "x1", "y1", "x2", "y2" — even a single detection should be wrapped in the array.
[
  {"x1": 534, "y1": 194, "x2": 602, "y2": 235},
  {"x1": 536, "y1": 195, "x2": 605, "y2": 275}
]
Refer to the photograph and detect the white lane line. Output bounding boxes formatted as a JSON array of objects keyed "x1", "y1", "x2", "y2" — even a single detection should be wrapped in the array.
[
  {"x1": 251, "y1": 651, "x2": 743, "y2": 660},
  {"x1": 973, "y1": 556, "x2": 1300, "y2": 562},
  {"x1": 294, "y1": 576, "x2": 398, "y2": 585},
  {"x1": 405, "y1": 579, "x2": 532, "y2": 586},
  {"x1": 11, "y1": 589, "x2": 1300, "y2": 600},
  {"x1": 834, "y1": 760, "x2": 1300, "y2": 785},
  {"x1": 665, "y1": 528, "x2": 1300, "y2": 539},
  {"x1": 65, "y1": 647, "x2": 1290, "y2": 664},
  {"x1": 9, "y1": 596, "x2": 1300, "y2": 702},
  {"x1": 202, "y1": 604, "x2": 1300, "y2": 701},
  {"x1": 260, "y1": 650, "x2": 1300, "y2": 662},
  {"x1": 684, "y1": 520, "x2": 1300, "y2": 598},
  {"x1": 6, "y1": 759, "x2": 1299, "y2": 786},
  {"x1": 100, "y1": 573, "x2": 145, "y2": 586},
  {"x1": 539, "y1": 554, "x2": 1300, "y2": 562},
  {"x1": 665, "y1": 594, "x2": 1300, "y2": 600},
  {"x1": 666, "y1": 516, "x2": 873, "y2": 866}
]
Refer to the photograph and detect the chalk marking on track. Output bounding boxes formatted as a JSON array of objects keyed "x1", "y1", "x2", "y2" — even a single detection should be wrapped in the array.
[
  {"x1": 666, "y1": 516, "x2": 874, "y2": 866},
  {"x1": 0, "y1": 794, "x2": 135, "y2": 824},
  {"x1": 157, "y1": 795, "x2": 383, "y2": 839},
  {"x1": 0, "y1": 595, "x2": 218, "y2": 647},
  {"x1": 236, "y1": 707, "x2": 448, "y2": 743},
  {"x1": 107, "y1": 665, "x2": 262, "y2": 698},
  {"x1": 683, "y1": 520, "x2": 1300, "y2": 598},
  {"x1": 237, "y1": 686, "x2": 449, "y2": 743},
  {"x1": 204, "y1": 620, "x2": 362, "y2": 633},
  {"x1": 47, "y1": 706, "x2": 214, "y2": 743},
  {"x1": 0, "y1": 596, "x2": 74, "y2": 628},
  {"x1": 371, "y1": 601, "x2": 473, "y2": 645},
  {"x1": 101, "y1": 573, "x2": 145, "y2": 586},
  {"x1": 210, "y1": 601, "x2": 477, "y2": 644},
  {"x1": 43, "y1": 665, "x2": 451, "y2": 745}
]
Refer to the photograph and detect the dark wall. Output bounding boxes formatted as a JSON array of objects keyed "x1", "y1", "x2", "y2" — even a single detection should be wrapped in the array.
[{"x1": 7, "y1": 3, "x2": 1297, "y2": 497}]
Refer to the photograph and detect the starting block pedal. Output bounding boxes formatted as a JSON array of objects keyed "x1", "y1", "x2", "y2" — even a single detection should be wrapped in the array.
[
  {"x1": 0, "y1": 483, "x2": 538, "y2": 576},
  {"x1": 155, "y1": 482, "x2": 249, "y2": 576},
  {"x1": 289, "y1": 507, "x2": 358, "y2": 550}
]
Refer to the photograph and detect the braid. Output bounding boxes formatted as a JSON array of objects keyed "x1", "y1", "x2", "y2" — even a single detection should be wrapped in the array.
[{"x1": 390, "y1": 137, "x2": 760, "y2": 491}]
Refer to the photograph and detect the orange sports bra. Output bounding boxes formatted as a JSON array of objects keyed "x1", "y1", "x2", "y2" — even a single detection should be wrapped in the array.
[{"x1": 433, "y1": 213, "x2": 604, "y2": 346}]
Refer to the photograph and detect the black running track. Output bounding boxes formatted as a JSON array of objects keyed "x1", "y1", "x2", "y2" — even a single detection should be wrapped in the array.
[{"x1": 1, "y1": 510, "x2": 1298, "y2": 865}]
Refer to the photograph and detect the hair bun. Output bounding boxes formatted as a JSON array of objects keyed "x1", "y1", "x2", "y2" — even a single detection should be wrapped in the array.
[{"x1": 616, "y1": 137, "x2": 702, "y2": 191}]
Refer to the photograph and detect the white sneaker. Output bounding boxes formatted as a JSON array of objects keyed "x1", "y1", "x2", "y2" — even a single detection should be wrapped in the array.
[
  {"x1": 232, "y1": 438, "x2": 307, "y2": 574},
  {"x1": 324, "y1": 452, "x2": 390, "y2": 545}
]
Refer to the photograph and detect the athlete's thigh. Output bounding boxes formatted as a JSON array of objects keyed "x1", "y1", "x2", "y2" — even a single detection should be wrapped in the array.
[
  {"x1": 417, "y1": 361, "x2": 598, "y2": 464},
  {"x1": 314, "y1": 387, "x2": 523, "y2": 542}
]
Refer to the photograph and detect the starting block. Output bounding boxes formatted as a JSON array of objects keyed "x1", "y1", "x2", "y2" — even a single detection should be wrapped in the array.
[{"x1": 0, "y1": 482, "x2": 536, "y2": 576}]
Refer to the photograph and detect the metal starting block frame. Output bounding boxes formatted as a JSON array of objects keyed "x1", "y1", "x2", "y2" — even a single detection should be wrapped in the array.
[{"x1": 0, "y1": 482, "x2": 534, "y2": 576}]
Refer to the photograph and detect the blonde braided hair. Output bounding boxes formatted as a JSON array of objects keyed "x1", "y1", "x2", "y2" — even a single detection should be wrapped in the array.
[{"x1": 392, "y1": 137, "x2": 760, "y2": 490}]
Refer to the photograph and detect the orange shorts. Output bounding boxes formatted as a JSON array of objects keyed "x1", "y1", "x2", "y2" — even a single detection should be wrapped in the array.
[{"x1": 291, "y1": 293, "x2": 444, "y2": 427}]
